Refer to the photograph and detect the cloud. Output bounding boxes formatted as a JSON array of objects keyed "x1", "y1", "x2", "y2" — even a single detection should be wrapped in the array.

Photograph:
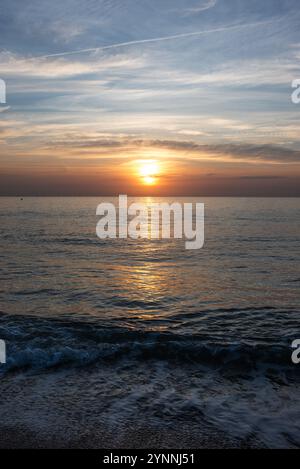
[
  {"x1": 148, "y1": 140, "x2": 300, "y2": 163},
  {"x1": 26, "y1": 19, "x2": 274, "y2": 60},
  {"x1": 178, "y1": 130, "x2": 208, "y2": 136},
  {"x1": 44, "y1": 135, "x2": 300, "y2": 164},
  {"x1": 182, "y1": 0, "x2": 218, "y2": 16},
  {"x1": 238, "y1": 175, "x2": 288, "y2": 180},
  {"x1": 0, "y1": 51, "x2": 145, "y2": 78}
]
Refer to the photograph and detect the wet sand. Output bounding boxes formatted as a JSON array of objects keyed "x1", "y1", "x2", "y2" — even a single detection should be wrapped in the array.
[
  {"x1": 0, "y1": 367, "x2": 263, "y2": 449},
  {"x1": 0, "y1": 424, "x2": 260, "y2": 449}
]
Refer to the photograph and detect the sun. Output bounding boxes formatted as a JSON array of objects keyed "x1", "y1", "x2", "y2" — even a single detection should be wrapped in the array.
[
  {"x1": 138, "y1": 160, "x2": 160, "y2": 185},
  {"x1": 143, "y1": 176, "x2": 156, "y2": 185}
]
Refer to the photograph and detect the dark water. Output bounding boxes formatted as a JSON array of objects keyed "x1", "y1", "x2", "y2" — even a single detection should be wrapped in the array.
[{"x1": 0, "y1": 197, "x2": 299, "y2": 448}]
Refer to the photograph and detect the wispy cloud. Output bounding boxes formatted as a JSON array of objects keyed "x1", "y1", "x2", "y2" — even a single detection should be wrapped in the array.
[
  {"x1": 28, "y1": 19, "x2": 275, "y2": 60},
  {"x1": 0, "y1": 51, "x2": 145, "y2": 78},
  {"x1": 182, "y1": 0, "x2": 218, "y2": 16},
  {"x1": 40, "y1": 136, "x2": 300, "y2": 164}
]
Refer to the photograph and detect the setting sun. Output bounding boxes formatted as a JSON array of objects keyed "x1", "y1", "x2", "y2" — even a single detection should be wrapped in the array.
[{"x1": 138, "y1": 160, "x2": 160, "y2": 185}]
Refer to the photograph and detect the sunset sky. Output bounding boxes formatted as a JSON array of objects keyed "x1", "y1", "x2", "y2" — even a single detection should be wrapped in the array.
[{"x1": 0, "y1": 0, "x2": 300, "y2": 196}]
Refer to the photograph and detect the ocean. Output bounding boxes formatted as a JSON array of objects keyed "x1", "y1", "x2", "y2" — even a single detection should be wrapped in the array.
[{"x1": 0, "y1": 197, "x2": 299, "y2": 448}]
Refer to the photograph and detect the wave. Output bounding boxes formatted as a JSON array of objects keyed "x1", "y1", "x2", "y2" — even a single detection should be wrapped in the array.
[{"x1": 0, "y1": 312, "x2": 297, "y2": 375}]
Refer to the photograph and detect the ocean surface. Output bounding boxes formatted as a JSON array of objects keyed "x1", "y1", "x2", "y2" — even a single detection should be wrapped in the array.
[{"x1": 0, "y1": 197, "x2": 299, "y2": 448}]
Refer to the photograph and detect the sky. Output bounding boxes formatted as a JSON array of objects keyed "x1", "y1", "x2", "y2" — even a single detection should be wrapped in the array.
[{"x1": 0, "y1": 0, "x2": 300, "y2": 196}]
